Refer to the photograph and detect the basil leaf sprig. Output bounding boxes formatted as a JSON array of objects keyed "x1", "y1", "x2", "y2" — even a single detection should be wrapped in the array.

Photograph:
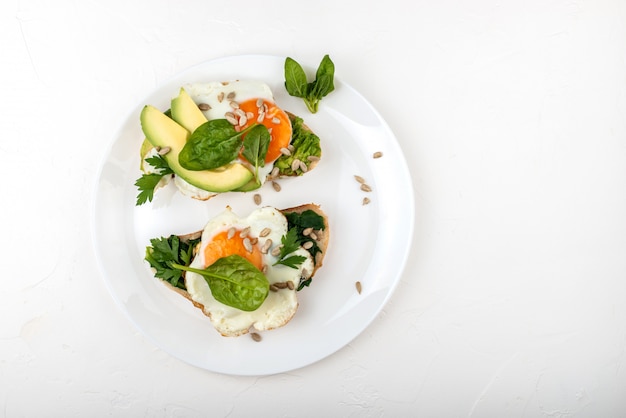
[
  {"x1": 241, "y1": 124, "x2": 271, "y2": 183},
  {"x1": 135, "y1": 154, "x2": 174, "y2": 205},
  {"x1": 284, "y1": 55, "x2": 335, "y2": 113},
  {"x1": 172, "y1": 255, "x2": 269, "y2": 312},
  {"x1": 178, "y1": 119, "x2": 260, "y2": 171}
]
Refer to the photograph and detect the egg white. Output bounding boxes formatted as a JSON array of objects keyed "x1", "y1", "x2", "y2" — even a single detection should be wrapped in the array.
[{"x1": 185, "y1": 207, "x2": 314, "y2": 336}]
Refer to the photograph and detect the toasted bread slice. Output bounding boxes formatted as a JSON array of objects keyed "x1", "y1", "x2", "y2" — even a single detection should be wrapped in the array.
[{"x1": 159, "y1": 204, "x2": 329, "y2": 335}]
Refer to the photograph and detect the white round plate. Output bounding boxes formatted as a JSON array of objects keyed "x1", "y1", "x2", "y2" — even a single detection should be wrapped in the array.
[{"x1": 91, "y1": 55, "x2": 414, "y2": 376}]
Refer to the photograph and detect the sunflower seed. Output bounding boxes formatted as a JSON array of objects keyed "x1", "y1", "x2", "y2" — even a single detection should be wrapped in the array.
[
  {"x1": 274, "y1": 281, "x2": 287, "y2": 289},
  {"x1": 291, "y1": 159, "x2": 301, "y2": 172},
  {"x1": 234, "y1": 108, "x2": 246, "y2": 117},
  {"x1": 225, "y1": 113, "x2": 238, "y2": 125},
  {"x1": 227, "y1": 227, "x2": 236, "y2": 239},
  {"x1": 280, "y1": 147, "x2": 291, "y2": 156},
  {"x1": 229, "y1": 100, "x2": 240, "y2": 109},
  {"x1": 238, "y1": 114, "x2": 248, "y2": 126},
  {"x1": 198, "y1": 103, "x2": 211, "y2": 111},
  {"x1": 261, "y1": 238, "x2": 272, "y2": 254},
  {"x1": 256, "y1": 98, "x2": 264, "y2": 108},
  {"x1": 253, "y1": 194, "x2": 262, "y2": 205},
  {"x1": 373, "y1": 151, "x2": 383, "y2": 159},
  {"x1": 354, "y1": 175, "x2": 366, "y2": 184},
  {"x1": 362, "y1": 197, "x2": 371, "y2": 205},
  {"x1": 240, "y1": 226, "x2": 251, "y2": 238},
  {"x1": 356, "y1": 281, "x2": 362, "y2": 294},
  {"x1": 299, "y1": 160, "x2": 308, "y2": 172},
  {"x1": 302, "y1": 241, "x2": 313, "y2": 250},
  {"x1": 249, "y1": 237, "x2": 258, "y2": 245},
  {"x1": 226, "y1": 91, "x2": 236, "y2": 100},
  {"x1": 360, "y1": 183, "x2": 372, "y2": 192},
  {"x1": 246, "y1": 111, "x2": 254, "y2": 119},
  {"x1": 272, "y1": 117, "x2": 280, "y2": 124},
  {"x1": 307, "y1": 155, "x2": 320, "y2": 162},
  {"x1": 269, "y1": 284, "x2": 278, "y2": 292},
  {"x1": 309, "y1": 232, "x2": 318, "y2": 240},
  {"x1": 217, "y1": 92, "x2": 224, "y2": 102},
  {"x1": 271, "y1": 245, "x2": 282, "y2": 256},
  {"x1": 257, "y1": 112, "x2": 265, "y2": 123},
  {"x1": 259, "y1": 227, "x2": 271, "y2": 237},
  {"x1": 158, "y1": 146, "x2": 171, "y2": 155},
  {"x1": 286, "y1": 281, "x2": 294, "y2": 290},
  {"x1": 272, "y1": 181, "x2": 281, "y2": 192},
  {"x1": 243, "y1": 237, "x2": 253, "y2": 253},
  {"x1": 302, "y1": 227, "x2": 313, "y2": 236},
  {"x1": 250, "y1": 332, "x2": 262, "y2": 342},
  {"x1": 288, "y1": 144, "x2": 295, "y2": 152},
  {"x1": 270, "y1": 167, "x2": 280, "y2": 178}
]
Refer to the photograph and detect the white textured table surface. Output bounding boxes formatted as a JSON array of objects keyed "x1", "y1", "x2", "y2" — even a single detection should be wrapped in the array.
[{"x1": 2, "y1": 0, "x2": 626, "y2": 416}]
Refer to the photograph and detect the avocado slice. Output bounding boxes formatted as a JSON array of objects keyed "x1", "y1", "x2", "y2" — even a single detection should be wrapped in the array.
[
  {"x1": 171, "y1": 88, "x2": 207, "y2": 133},
  {"x1": 235, "y1": 178, "x2": 262, "y2": 192},
  {"x1": 140, "y1": 105, "x2": 253, "y2": 192}
]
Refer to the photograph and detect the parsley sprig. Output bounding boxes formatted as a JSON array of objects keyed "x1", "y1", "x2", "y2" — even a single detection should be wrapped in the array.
[
  {"x1": 273, "y1": 228, "x2": 307, "y2": 269},
  {"x1": 135, "y1": 154, "x2": 173, "y2": 205},
  {"x1": 144, "y1": 234, "x2": 199, "y2": 289}
]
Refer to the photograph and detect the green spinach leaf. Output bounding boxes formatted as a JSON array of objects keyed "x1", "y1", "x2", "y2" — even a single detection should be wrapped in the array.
[
  {"x1": 284, "y1": 55, "x2": 335, "y2": 113},
  {"x1": 242, "y1": 124, "x2": 270, "y2": 181},
  {"x1": 178, "y1": 119, "x2": 258, "y2": 171},
  {"x1": 172, "y1": 255, "x2": 269, "y2": 312},
  {"x1": 284, "y1": 57, "x2": 309, "y2": 98}
]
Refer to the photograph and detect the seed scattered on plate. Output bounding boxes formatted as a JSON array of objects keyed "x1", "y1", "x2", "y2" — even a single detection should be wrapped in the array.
[
  {"x1": 373, "y1": 151, "x2": 383, "y2": 159},
  {"x1": 355, "y1": 281, "x2": 362, "y2": 294},
  {"x1": 250, "y1": 332, "x2": 262, "y2": 342},
  {"x1": 272, "y1": 181, "x2": 281, "y2": 192},
  {"x1": 360, "y1": 183, "x2": 372, "y2": 192},
  {"x1": 362, "y1": 197, "x2": 371, "y2": 205},
  {"x1": 198, "y1": 103, "x2": 211, "y2": 111},
  {"x1": 354, "y1": 175, "x2": 366, "y2": 184},
  {"x1": 157, "y1": 146, "x2": 171, "y2": 155},
  {"x1": 253, "y1": 193, "x2": 262, "y2": 205}
]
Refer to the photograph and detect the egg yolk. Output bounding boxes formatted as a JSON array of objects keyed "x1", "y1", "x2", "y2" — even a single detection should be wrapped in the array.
[
  {"x1": 203, "y1": 230, "x2": 264, "y2": 271},
  {"x1": 237, "y1": 99, "x2": 292, "y2": 163}
]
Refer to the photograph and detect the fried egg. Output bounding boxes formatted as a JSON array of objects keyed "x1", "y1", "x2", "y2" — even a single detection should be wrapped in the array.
[
  {"x1": 141, "y1": 80, "x2": 293, "y2": 200},
  {"x1": 185, "y1": 206, "x2": 313, "y2": 336}
]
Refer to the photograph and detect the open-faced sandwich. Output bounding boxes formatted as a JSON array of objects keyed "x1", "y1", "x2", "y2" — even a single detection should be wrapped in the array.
[
  {"x1": 144, "y1": 204, "x2": 329, "y2": 337},
  {"x1": 135, "y1": 80, "x2": 322, "y2": 204}
]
